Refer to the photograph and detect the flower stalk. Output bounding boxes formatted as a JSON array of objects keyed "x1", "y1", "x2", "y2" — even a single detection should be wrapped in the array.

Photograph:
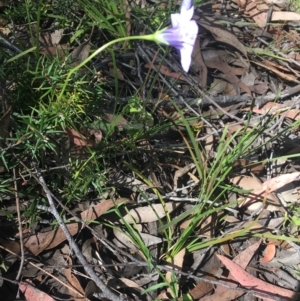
[{"x1": 59, "y1": 0, "x2": 198, "y2": 100}]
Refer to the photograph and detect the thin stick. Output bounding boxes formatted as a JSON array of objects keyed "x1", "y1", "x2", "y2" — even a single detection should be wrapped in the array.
[
  {"x1": 35, "y1": 169, "x2": 124, "y2": 301},
  {"x1": 13, "y1": 167, "x2": 24, "y2": 282}
]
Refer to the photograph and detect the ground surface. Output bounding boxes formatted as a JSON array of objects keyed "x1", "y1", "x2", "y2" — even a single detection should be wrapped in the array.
[{"x1": 1, "y1": 0, "x2": 300, "y2": 300}]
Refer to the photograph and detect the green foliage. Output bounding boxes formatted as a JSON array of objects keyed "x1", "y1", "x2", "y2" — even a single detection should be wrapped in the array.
[
  {"x1": 289, "y1": 0, "x2": 300, "y2": 12},
  {"x1": 3, "y1": 0, "x2": 300, "y2": 299},
  {"x1": 0, "y1": 0, "x2": 170, "y2": 210},
  {"x1": 4, "y1": 0, "x2": 36, "y2": 22},
  {"x1": 50, "y1": 0, "x2": 79, "y2": 20},
  {"x1": 77, "y1": 0, "x2": 129, "y2": 38}
]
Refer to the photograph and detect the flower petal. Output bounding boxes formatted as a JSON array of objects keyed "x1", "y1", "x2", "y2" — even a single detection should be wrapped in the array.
[
  {"x1": 180, "y1": 4, "x2": 194, "y2": 22},
  {"x1": 179, "y1": 20, "x2": 198, "y2": 72},
  {"x1": 181, "y1": 20, "x2": 198, "y2": 47},
  {"x1": 155, "y1": 27, "x2": 182, "y2": 47},
  {"x1": 159, "y1": 20, "x2": 198, "y2": 48},
  {"x1": 152, "y1": 0, "x2": 198, "y2": 72},
  {"x1": 181, "y1": 0, "x2": 193, "y2": 12},
  {"x1": 171, "y1": 13, "x2": 181, "y2": 27},
  {"x1": 180, "y1": 44, "x2": 193, "y2": 72}
]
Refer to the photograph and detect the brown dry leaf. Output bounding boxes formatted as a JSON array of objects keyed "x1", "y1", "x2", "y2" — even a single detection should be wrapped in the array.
[
  {"x1": 262, "y1": 172, "x2": 300, "y2": 192},
  {"x1": 288, "y1": 52, "x2": 300, "y2": 61},
  {"x1": 107, "y1": 278, "x2": 142, "y2": 292},
  {"x1": 230, "y1": 175, "x2": 281, "y2": 211},
  {"x1": 102, "y1": 110, "x2": 129, "y2": 129},
  {"x1": 224, "y1": 215, "x2": 240, "y2": 223},
  {"x1": 240, "y1": 70, "x2": 255, "y2": 86},
  {"x1": 113, "y1": 229, "x2": 163, "y2": 250},
  {"x1": 50, "y1": 29, "x2": 64, "y2": 45},
  {"x1": 272, "y1": 11, "x2": 300, "y2": 21},
  {"x1": 237, "y1": 172, "x2": 300, "y2": 209},
  {"x1": 256, "y1": 3, "x2": 269, "y2": 11},
  {"x1": 249, "y1": 82, "x2": 269, "y2": 94},
  {"x1": 180, "y1": 214, "x2": 212, "y2": 234},
  {"x1": 228, "y1": 123, "x2": 251, "y2": 135},
  {"x1": 210, "y1": 78, "x2": 233, "y2": 95},
  {"x1": 252, "y1": 102, "x2": 300, "y2": 121},
  {"x1": 234, "y1": 239, "x2": 261, "y2": 268},
  {"x1": 24, "y1": 226, "x2": 72, "y2": 256},
  {"x1": 181, "y1": 213, "x2": 219, "y2": 238},
  {"x1": 19, "y1": 282, "x2": 55, "y2": 301},
  {"x1": 217, "y1": 254, "x2": 299, "y2": 300},
  {"x1": 84, "y1": 281, "x2": 101, "y2": 299},
  {"x1": 192, "y1": 37, "x2": 207, "y2": 88},
  {"x1": 180, "y1": 218, "x2": 191, "y2": 230},
  {"x1": 39, "y1": 31, "x2": 52, "y2": 47},
  {"x1": 64, "y1": 257, "x2": 85, "y2": 301},
  {"x1": 173, "y1": 163, "x2": 197, "y2": 190},
  {"x1": 285, "y1": 30, "x2": 300, "y2": 47},
  {"x1": 156, "y1": 292, "x2": 169, "y2": 300},
  {"x1": 233, "y1": 159, "x2": 265, "y2": 174},
  {"x1": 244, "y1": 2, "x2": 268, "y2": 27},
  {"x1": 144, "y1": 63, "x2": 189, "y2": 82},
  {"x1": 252, "y1": 60, "x2": 300, "y2": 83},
  {"x1": 264, "y1": 59, "x2": 292, "y2": 73},
  {"x1": 121, "y1": 203, "x2": 180, "y2": 224},
  {"x1": 201, "y1": 50, "x2": 238, "y2": 73},
  {"x1": 236, "y1": 0, "x2": 247, "y2": 9},
  {"x1": 66, "y1": 127, "x2": 94, "y2": 147},
  {"x1": 198, "y1": 18, "x2": 248, "y2": 58},
  {"x1": 90, "y1": 129, "x2": 103, "y2": 144},
  {"x1": 24, "y1": 198, "x2": 128, "y2": 255},
  {"x1": 260, "y1": 244, "x2": 276, "y2": 263},
  {"x1": 39, "y1": 45, "x2": 68, "y2": 58},
  {"x1": 188, "y1": 267, "x2": 217, "y2": 299},
  {"x1": 80, "y1": 198, "x2": 129, "y2": 221},
  {"x1": 202, "y1": 50, "x2": 251, "y2": 95},
  {"x1": 108, "y1": 62, "x2": 124, "y2": 80},
  {"x1": 71, "y1": 41, "x2": 91, "y2": 66},
  {"x1": 0, "y1": 237, "x2": 21, "y2": 255},
  {"x1": 264, "y1": 0, "x2": 288, "y2": 9},
  {"x1": 204, "y1": 126, "x2": 214, "y2": 153}
]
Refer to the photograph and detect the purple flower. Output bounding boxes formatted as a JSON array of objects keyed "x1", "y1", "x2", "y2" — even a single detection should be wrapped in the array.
[{"x1": 153, "y1": 0, "x2": 198, "y2": 72}]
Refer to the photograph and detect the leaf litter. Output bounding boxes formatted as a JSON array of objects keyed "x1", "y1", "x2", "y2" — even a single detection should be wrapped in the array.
[{"x1": 1, "y1": 0, "x2": 300, "y2": 300}]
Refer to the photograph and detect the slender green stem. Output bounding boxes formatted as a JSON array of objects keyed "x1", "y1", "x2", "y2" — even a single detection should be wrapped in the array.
[
  {"x1": 35, "y1": 0, "x2": 43, "y2": 58},
  {"x1": 59, "y1": 34, "x2": 156, "y2": 100}
]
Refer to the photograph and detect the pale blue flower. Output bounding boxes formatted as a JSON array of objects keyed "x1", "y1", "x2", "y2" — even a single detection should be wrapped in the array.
[{"x1": 153, "y1": 0, "x2": 198, "y2": 72}]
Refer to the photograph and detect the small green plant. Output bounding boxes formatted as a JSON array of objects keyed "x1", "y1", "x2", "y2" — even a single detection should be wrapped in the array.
[
  {"x1": 289, "y1": 0, "x2": 300, "y2": 12},
  {"x1": 284, "y1": 204, "x2": 300, "y2": 228},
  {"x1": 78, "y1": 0, "x2": 129, "y2": 39},
  {"x1": 2, "y1": 0, "x2": 300, "y2": 299}
]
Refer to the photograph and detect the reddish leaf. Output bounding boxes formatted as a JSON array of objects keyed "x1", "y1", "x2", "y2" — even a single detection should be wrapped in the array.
[
  {"x1": 19, "y1": 282, "x2": 55, "y2": 301},
  {"x1": 66, "y1": 127, "x2": 94, "y2": 147},
  {"x1": 217, "y1": 254, "x2": 299, "y2": 300},
  {"x1": 64, "y1": 257, "x2": 85, "y2": 301},
  {"x1": 209, "y1": 240, "x2": 262, "y2": 301},
  {"x1": 262, "y1": 172, "x2": 300, "y2": 192},
  {"x1": 260, "y1": 244, "x2": 276, "y2": 263}
]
